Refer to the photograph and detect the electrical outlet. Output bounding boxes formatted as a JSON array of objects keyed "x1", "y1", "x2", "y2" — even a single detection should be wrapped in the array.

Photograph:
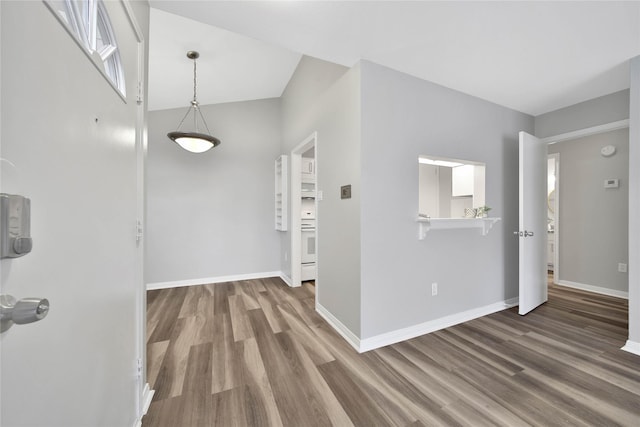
[
  {"x1": 284, "y1": 251, "x2": 288, "y2": 261},
  {"x1": 618, "y1": 263, "x2": 627, "y2": 273},
  {"x1": 431, "y1": 282, "x2": 438, "y2": 296}
]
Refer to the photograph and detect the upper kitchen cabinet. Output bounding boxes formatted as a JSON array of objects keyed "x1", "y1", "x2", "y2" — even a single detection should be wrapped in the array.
[
  {"x1": 452, "y1": 164, "x2": 474, "y2": 197},
  {"x1": 302, "y1": 158, "x2": 315, "y2": 183}
]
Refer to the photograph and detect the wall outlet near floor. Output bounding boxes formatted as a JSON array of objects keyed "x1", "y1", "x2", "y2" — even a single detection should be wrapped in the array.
[
  {"x1": 284, "y1": 251, "x2": 288, "y2": 261},
  {"x1": 431, "y1": 282, "x2": 438, "y2": 296},
  {"x1": 618, "y1": 263, "x2": 627, "y2": 273}
]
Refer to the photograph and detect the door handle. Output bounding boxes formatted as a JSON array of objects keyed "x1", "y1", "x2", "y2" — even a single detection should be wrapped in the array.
[
  {"x1": 513, "y1": 231, "x2": 524, "y2": 236},
  {"x1": 0, "y1": 295, "x2": 49, "y2": 332},
  {"x1": 525, "y1": 231, "x2": 534, "y2": 237},
  {"x1": 514, "y1": 231, "x2": 534, "y2": 237}
]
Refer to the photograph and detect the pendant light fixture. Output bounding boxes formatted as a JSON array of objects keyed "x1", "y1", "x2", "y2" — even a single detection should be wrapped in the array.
[{"x1": 167, "y1": 51, "x2": 221, "y2": 153}]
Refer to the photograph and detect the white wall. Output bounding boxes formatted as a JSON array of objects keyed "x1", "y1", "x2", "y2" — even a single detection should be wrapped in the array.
[
  {"x1": 1, "y1": 1, "x2": 144, "y2": 425},
  {"x1": 280, "y1": 56, "x2": 362, "y2": 335},
  {"x1": 548, "y1": 129, "x2": 629, "y2": 294},
  {"x1": 146, "y1": 99, "x2": 282, "y2": 285},
  {"x1": 359, "y1": 61, "x2": 534, "y2": 339}
]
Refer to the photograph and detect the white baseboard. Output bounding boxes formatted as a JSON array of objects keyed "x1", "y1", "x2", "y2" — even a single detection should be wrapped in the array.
[
  {"x1": 133, "y1": 383, "x2": 154, "y2": 427},
  {"x1": 316, "y1": 298, "x2": 518, "y2": 354},
  {"x1": 146, "y1": 271, "x2": 283, "y2": 290},
  {"x1": 279, "y1": 273, "x2": 294, "y2": 287},
  {"x1": 621, "y1": 340, "x2": 640, "y2": 356},
  {"x1": 358, "y1": 297, "x2": 519, "y2": 353},
  {"x1": 556, "y1": 280, "x2": 628, "y2": 299},
  {"x1": 141, "y1": 383, "x2": 154, "y2": 415},
  {"x1": 315, "y1": 303, "x2": 361, "y2": 352}
]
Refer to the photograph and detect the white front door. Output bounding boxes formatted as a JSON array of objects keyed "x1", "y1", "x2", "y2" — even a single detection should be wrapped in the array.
[
  {"x1": 1, "y1": 2, "x2": 144, "y2": 426},
  {"x1": 518, "y1": 131, "x2": 548, "y2": 315}
]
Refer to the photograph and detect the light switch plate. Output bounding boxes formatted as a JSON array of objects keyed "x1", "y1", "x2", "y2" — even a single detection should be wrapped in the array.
[
  {"x1": 604, "y1": 179, "x2": 619, "y2": 189},
  {"x1": 341, "y1": 185, "x2": 352, "y2": 199}
]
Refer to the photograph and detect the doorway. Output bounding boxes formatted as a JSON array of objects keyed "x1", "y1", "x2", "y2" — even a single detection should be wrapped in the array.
[
  {"x1": 542, "y1": 120, "x2": 629, "y2": 298},
  {"x1": 290, "y1": 132, "x2": 317, "y2": 288},
  {"x1": 547, "y1": 153, "x2": 559, "y2": 286}
]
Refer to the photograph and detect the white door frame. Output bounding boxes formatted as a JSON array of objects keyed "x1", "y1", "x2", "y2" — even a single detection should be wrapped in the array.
[
  {"x1": 548, "y1": 153, "x2": 560, "y2": 285},
  {"x1": 290, "y1": 132, "x2": 317, "y2": 288},
  {"x1": 542, "y1": 119, "x2": 629, "y2": 290},
  {"x1": 120, "y1": 0, "x2": 151, "y2": 423}
]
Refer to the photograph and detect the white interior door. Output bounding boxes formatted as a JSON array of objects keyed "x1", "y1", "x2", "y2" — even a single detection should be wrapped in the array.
[
  {"x1": 1, "y1": 2, "x2": 143, "y2": 426},
  {"x1": 518, "y1": 131, "x2": 548, "y2": 315}
]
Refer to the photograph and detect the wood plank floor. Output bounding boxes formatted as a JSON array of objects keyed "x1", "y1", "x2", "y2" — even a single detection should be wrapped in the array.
[{"x1": 143, "y1": 278, "x2": 640, "y2": 426}]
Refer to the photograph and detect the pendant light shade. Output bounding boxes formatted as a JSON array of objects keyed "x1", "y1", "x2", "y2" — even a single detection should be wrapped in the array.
[
  {"x1": 168, "y1": 131, "x2": 221, "y2": 154},
  {"x1": 167, "y1": 51, "x2": 221, "y2": 153}
]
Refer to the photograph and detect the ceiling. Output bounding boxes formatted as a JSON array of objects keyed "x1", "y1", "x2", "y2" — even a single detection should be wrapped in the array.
[
  {"x1": 148, "y1": 1, "x2": 640, "y2": 116},
  {"x1": 148, "y1": 7, "x2": 301, "y2": 111}
]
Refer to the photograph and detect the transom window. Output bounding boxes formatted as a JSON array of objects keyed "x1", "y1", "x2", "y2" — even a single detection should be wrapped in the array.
[{"x1": 45, "y1": 0, "x2": 126, "y2": 97}]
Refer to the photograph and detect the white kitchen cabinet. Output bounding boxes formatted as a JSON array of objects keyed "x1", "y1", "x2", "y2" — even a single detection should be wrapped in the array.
[
  {"x1": 452, "y1": 164, "x2": 474, "y2": 197},
  {"x1": 301, "y1": 158, "x2": 315, "y2": 183},
  {"x1": 302, "y1": 158, "x2": 314, "y2": 175}
]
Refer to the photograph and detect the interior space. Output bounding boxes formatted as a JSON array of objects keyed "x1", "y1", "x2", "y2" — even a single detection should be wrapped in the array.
[{"x1": 1, "y1": 1, "x2": 639, "y2": 426}]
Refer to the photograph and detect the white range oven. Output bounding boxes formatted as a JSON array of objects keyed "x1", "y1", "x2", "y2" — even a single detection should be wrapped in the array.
[{"x1": 301, "y1": 218, "x2": 316, "y2": 280}]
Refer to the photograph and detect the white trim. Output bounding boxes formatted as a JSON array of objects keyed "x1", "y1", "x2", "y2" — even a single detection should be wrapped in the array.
[
  {"x1": 548, "y1": 152, "x2": 560, "y2": 285},
  {"x1": 116, "y1": 2, "x2": 148, "y2": 423},
  {"x1": 43, "y1": 0, "x2": 129, "y2": 101},
  {"x1": 120, "y1": 0, "x2": 144, "y2": 43},
  {"x1": 279, "y1": 273, "x2": 294, "y2": 287},
  {"x1": 628, "y1": 56, "x2": 640, "y2": 365},
  {"x1": 556, "y1": 280, "x2": 628, "y2": 299},
  {"x1": 541, "y1": 119, "x2": 629, "y2": 145},
  {"x1": 133, "y1": 383, "x2": 154, "y2": 427},
  {"x1": 141, "y1": 383, "x2": 154, "y2": 415},
  {"x1": 290, "y1": 132, "x2": 318, "y2": 288},
  {"x1": 621, "y1": 340, "x2": 640, "y2": 356},
  {"x1": 317, "y1": 297, "x2": 524, "y2": 353},
  {"x1": 359, "y1": 298, "x2": 518, "y2": 353},
  {"x1": 146, "y1": 271, "x2": 282, "y2": 290},
  {"x1": 315, "y1": 303, "x2": 361, "y2": 352}
]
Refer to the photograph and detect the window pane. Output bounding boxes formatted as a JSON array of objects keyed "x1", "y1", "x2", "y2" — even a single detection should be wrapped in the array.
[{"x1": 96, "y1": 8, "x2": 110, "y2": 52}]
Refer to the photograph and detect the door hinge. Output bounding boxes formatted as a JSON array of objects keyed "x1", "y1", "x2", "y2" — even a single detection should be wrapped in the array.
[
  {"x1": 136, "y1": 358, "x2": 143, "y2": 378},
  {"x1": 136, "y1": 220, "x2": 143, "y2": 243},
  {"x1": 136, "y1": 81, "x2": 143, "y2": 105}
]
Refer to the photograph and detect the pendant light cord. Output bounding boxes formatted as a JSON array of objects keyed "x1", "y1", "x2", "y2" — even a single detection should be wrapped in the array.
[
  {"x1": 193, "y1": 56, "x2": 198, "y2": 103},
  {"x1": 171, "y1": 51, "x2": 214, "y2": 137}
]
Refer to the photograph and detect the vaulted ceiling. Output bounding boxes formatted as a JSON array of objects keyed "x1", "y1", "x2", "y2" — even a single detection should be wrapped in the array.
[{"x1": 148, "y1": 1, "x2": 640, "y2": 116}]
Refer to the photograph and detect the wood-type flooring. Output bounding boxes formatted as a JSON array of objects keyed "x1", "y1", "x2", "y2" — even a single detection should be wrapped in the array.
[{"x1": 143, "y1": 278, "x2": 639, "y2": 426}]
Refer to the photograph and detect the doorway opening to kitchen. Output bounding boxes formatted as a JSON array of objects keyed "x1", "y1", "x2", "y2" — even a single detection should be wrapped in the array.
[{"x1": 291, "y1": 132, "x2": 318, "y2": 292}]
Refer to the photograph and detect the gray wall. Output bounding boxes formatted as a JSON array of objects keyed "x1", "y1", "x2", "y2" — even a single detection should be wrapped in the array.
[
  {"x1": 279, "y1": 56, "x2": 349, "y2": 276},
  {"x1": 535, "y1": 90, "x2": 629, "y2": 138},
  {"x1": 359, "y1": 61, "x2": 534, "y2": 339},
  {"x1": 280, "y1": 56, "x2": 362, "y2": 335},
  {"x1": 548, "y1": 129, "x2": 629, "y2": 293},
  {"x1": 146, "y1": 99, "x2": 282, "y2": 284},
  {"x1": 534, "y1": 84, "x2": 637, "y2": 349}
]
